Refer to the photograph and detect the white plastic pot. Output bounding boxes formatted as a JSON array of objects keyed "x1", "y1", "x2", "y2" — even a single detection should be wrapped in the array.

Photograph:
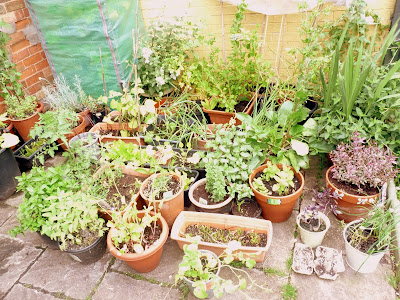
[
  {"x1": 343, "y1": 220, "x2": 386, "y2": 273},
  {"x1": 297, "y1": 212, "x2": 330, "y2": 248}
]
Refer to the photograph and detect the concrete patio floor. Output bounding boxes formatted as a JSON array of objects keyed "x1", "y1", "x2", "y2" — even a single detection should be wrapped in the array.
[{"x1": 0, "y1": 155, "x2": 398, "y2": 300}]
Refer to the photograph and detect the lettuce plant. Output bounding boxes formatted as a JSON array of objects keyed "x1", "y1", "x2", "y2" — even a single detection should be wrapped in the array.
[{"x1": 330, "y1": 131, "x2": 398, "y2": 188}]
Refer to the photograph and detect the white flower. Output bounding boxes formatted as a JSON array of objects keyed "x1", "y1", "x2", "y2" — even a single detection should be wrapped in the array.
[
  {"x1": 170, "y1": 71, "x2": 176, "y2": 80},
  {"x1": 140, "y1": 99, "x2": 156, "y2": 115},
  {"x1": 142, "y1": 47, "x2": 152, "y2": 63},
  {"x1": 230, "y1": 33, "x2": 243, "y2": 41},
  {"x1": 155, "y1": 76, "x2": 165, "y2": 86}
]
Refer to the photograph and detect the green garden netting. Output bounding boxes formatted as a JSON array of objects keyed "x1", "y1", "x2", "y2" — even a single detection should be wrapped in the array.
[{"x1": 26, "y1": 0, "x2": 145, "y2": 97}]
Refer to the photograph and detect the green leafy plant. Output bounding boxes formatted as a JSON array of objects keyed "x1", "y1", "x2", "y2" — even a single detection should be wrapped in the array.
[
  {"x1": 41, "y1": 191, "x2": 106, "y2": 250},
  {"x1": 175, "y1": 242, "x2": 269, "y2": 299},
  {"x1": 18, "y1": 139, "x2": 46, "y2": 157},
  {"x1": 252, "y1": 161, "x2": 295, "y2": 196},
  {"x1": 205, "y1": 165, "x2": 227, "y2": 203}
]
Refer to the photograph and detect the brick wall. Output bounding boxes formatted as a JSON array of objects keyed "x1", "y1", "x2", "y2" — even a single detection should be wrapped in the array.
[
  {"x1": 0, "y1": 0, "x2": 53, "y2": 100},
  {"x1": 140, "y1": 0, "x2": 396, "y2": 78}
]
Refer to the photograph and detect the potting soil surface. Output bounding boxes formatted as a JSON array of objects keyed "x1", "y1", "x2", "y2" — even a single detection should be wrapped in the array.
[{"x1": 0, "y1": 154, "x2": 397, "y2": 300}]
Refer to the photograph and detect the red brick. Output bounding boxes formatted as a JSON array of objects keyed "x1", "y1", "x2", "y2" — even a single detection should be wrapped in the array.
[
  {"x1": 21, "y1": 80, "x2": 27, "y2": 89},
  {"x1": 16, "y1": 61, "x2": 24, "y2": 72},
  {"x1": 19, "y1": 66, "x2": 35, "y2": 80},
  {"x1": 8, "y1": 31, "x2": 24, "y2": 45},
  {"x1": 23, "y1": 7, "x2": 29, "y2": 18},
  {"x1": 41, "y1": 66, "x2": 53, "y2": 78},
  {"x1": 10, "y1": 39, "x2": 30, "y2": 52},
  {"x1": 26, "y1": 71, "x2": 43, "y2": 86},
  {"x1": 28, "y1": 44, "x2": 42, "y2": 55},
  {"x1": 11, "y1": 48, "x2": 29, "y2": 62},
  {"x1": 15, "y1": 18, "x2": 29, "y2": 30},
  {"x1": 14, "y1": 8, "x2": 24, "y2": 20},
  {"x1": 28, "y1": 82, "x2": 42, "y2": 94},
  {"x1": 23, "y1": 52, "x2": 43, "y2": 67},
  {"x1": 6, "y1": 1, "x2": 25, "y2": 13},
  {"x1": 34, "y1": 59, "x2": 49, "y2": 71},
  {"x1": 40, "y1": 51, "x2": 46, "y2": 59}
]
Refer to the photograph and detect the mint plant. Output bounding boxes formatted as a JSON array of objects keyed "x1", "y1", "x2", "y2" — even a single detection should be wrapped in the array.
[
  {"x1": 205, "y1": 165, "x2": 227, "y2": 203},
  {"x1": 330, "y1": 131, "x2": 398, "y2": 189}
]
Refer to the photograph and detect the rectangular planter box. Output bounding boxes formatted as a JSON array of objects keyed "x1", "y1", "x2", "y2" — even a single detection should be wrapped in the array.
[
  {"x1": 13, "y1": 138, "x2": 50, "y2": 172},
  {"x1": 171, "y1": 211, "x2": 273, "y2": 262}
]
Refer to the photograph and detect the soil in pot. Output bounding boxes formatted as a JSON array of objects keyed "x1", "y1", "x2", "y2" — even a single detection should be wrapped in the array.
[
  {"x1": 192, "y1": 182, "x2": 229, "y2": 206},
  {"x1": 299, "y1": 219, "x2": 327, "y2": 232},
  {"x1": 328, "y1": 171, "x2": 379, "y2": 197},
  {"x1": 346, "y1": 223, "x2": 379, "y2": 253},
  {"x1": 142, "y1": 176, "x2": 181, "y2": 200},
  {"x1": 64, "y1": 227, "x2": 103, "y2": 251},
  {"x1": 213, "y1": 100, "x2": 252, "y2": 113},
  {"x1": 184, "y1": 224, "x2": 268, "y2": 248},
  {"x1": 99, "y1": 127, "x2": 138, "y2": 137},
  {"x1": 253, "y1": 171, "x2": 301, "y2": 196},
  {"x1": 117, "y1": 225, "x2": 162, "y2": 254},
  {"x1": 99, "y1": 174, "x2": 143, "y2": 212},
  {"x1": 231, "y1": 198, "x2": 262, "y2": 218}
]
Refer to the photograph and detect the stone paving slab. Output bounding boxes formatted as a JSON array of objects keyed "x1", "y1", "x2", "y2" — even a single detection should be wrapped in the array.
[
  {"x1": 112, "y1": 238, "x2": 182, "y2": 285},
  {"x1": 93, "y1": 271, "x2": 180, "y2": 300},
  {"x1": 5, "y1": 191, "x2": 24, "y2": 208},
  {"x1": 20, "y1": 248, "x2": 112, "y2": 299},
  {"x1": 4, "y1": 283, "x2": 59, "y2": 300},
  {"x1": 0, "y1": 234, "x2": 43, "y2": 298},
  {"x1": 0, "y1": 203, "x2": 16, "y2": 227}
]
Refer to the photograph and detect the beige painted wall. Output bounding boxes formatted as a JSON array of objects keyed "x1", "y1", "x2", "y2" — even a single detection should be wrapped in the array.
[{"x1": 139, "y1": 0, "x2": 396, "y2": 78}]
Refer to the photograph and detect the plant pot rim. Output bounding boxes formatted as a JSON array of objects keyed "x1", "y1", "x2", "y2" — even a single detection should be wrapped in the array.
[
  {"x1": 14, "y1": 138, "x2": 49, "y2": 160},
  {"x1": 183, "y1": 249, "x2": 221, "y2": 285},
  {"x1": 249, "y1": 163, "x2": 305, "y2": 202},
  {"x1": 139, "y1": 172, "x2": 184, "y2": 204},
  {"x1": 343, "y1": 219, "x2": 387, "y2": 257},
  {"x1": 107, "y1": 210, "x2": 169, "y2": 260},
  {"x1": 89, "y1": 122, "x2": 145, "y2": 143},
  {"x1": 296, "y1": 212, "x2": 331, "y2": 235},
  {"x1": 188, "y1": 178, "x2": 233, "y2": 209},
  {"x1": 202, "y1": 97, "x2": 254, "y2": 115},
  {"x1": 63, "y1": 232, "x2": 106, "y2": 253},
  {"x1": 69, "y1": 132, "x2": 99, "y2": 148},
  {"x1": 326, "y1": 165, "x2": 379, "y2": 202},
  {"x1": 10, "y1": 101, "x2": 44, "y2": 122}
]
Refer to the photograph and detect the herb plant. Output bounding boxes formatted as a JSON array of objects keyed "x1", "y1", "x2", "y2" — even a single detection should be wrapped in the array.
[
  {"x1": 18, "y1": 139, "x2": 46, "y2": 157},
  {"x1": 330, "y1": 131, "x2": 398, "y2": 189}
]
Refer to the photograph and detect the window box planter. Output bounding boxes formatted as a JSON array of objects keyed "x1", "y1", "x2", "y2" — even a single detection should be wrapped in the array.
[
  {"x1": 171, "y1": 211, "x2": 273, "y2": 262},
  {"x1": 13, "y1": 138, "x2": 50, "y2": 172},
  {"x1": 89, "y1": 122, "x2": 145, "y2": 146},
  {"x1": 202, "y1": 97, "x2": 254, "y2": 125}
]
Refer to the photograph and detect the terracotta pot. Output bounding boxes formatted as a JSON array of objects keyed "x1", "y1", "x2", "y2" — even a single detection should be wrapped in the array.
[
  {"x1": 193, "y1": 124, "x2": 217, "y2": 151},
  {"x1": 57, "y1": 115, "x2": 86, "y2": 150},
  {"x1": 89, "y1": 122, "x2": 145, "y2": 145},
  {"x1": 249, "y1": 163, "x2": 304, "y2": 223},
  {"x1": 107, "y1": 210, "x2": 169, "y2": 273},
  {"x1": 0, "y1": 96, "x2": 5, "y2": 114},
  {"x1": 11, "y1": 102, "x2": 44, "y2": 142},
  {"x1": 139, "y1": 172, "x2": 184, "y2": 228},
  {"x1": 202, "y1": 98, "x2": 254, "y2": 125},
  {"x1": 326, "y1": 165, "x2": 378, "y2": 223},
  {"x1": 78, "y1": 109, "x2": 92, "y2": 128},
  {"x1": 188, "y1": 178, "x2": 233, "y2": 214},
  {"x1": 171, "y1": 211, "x2": 273, "y2": 262},
  {"x1": 155, "y1": 97, "x2": 174, "y2": 115},
  {"x1": 93, "y1": 165, "x2": 153, "y2": 221}
]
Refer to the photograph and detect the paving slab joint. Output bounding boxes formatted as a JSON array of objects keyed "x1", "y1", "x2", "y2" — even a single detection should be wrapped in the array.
[
  {"x1": 17, "y1": 282, "x2": 80, "y2": 300},
  {"x1": 87, "y1": 257, "x2": 116, "y2": 299}
]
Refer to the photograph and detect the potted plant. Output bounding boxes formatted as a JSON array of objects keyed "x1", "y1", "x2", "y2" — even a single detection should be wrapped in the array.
[
  {"x1": 249, "y1": 161, "x2": 305, "y2": 223},
  {"x1": 176, "y1": 242, "x2": 270, "y2": 299},
  {"x1": 30, "y1": 109, "x2": 85, "y2": 151},
  {"x1": 231, "y1": 197, "x2": 262, "y2": 218},
  {"x1": 183, "y1": 2, "x2": 272, "y2": 125},
  {"x1": 40, "y1": 191, "x2": 107, "y2": 264},
  {"x1": 106, "y1": 204, "x2": 169, "y2": 273},
  {"x1": 139, "y1": 172, "x2": 184, "y2": 227},
  {"x1": 343, "y1": 201, "x2": 400, "y2": 273},
  {"x1": 0, "y1": 114, "x2": 21, "y2": 200},
  {"x1": 171, "y1": 210, "x2": 273, "y2": 263},
  {"x1": 13, "y1": 138, "x2": 50, "y2": 171},
  {"x1": 0, "y1": 24, "x2": 43, "y2": 141},
  {"x1": 327, "y1": 131, "x2": 398, "y2": 223},
  {"x1": 69, "y1": 132, "x2": 100, "y2": 157},
  {"x1": 296, "y1": 188, "x2": 338, "y2": 248}
]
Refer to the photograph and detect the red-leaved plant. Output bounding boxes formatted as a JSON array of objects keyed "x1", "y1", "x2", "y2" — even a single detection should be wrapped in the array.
[{"x1": 330, "y1": 131, "x2": 398, "y2": 189}]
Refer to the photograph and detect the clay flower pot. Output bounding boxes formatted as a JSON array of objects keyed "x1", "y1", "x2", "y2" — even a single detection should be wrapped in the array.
[
  {"x1": 171, "y1": 211, "x2": 273, "y2": 263},
  {"x1": 188, "y1": 178, "x2": 233, "y2": 214},
  {"x1": 296, "y1": 212, "x2": 330, "y2": 248},
  {"x1": 11, "y1": 102, "x2": 44, "y2": 142},
  {"x1": 202, "y1": 97, "x2": 254, "y2": 125},
  {"x1": 343, "y1": 220, "x2": 385, "y2": 273},
  {"x1": 57, "y1": 115, "x2": 86, "y2": 150},
  {"x1": 78, "y1": 108, "x2": 92, "y2": 127},
  {"x1": 249, "y1": 163, "x2": 304, "y2": 223},
  {"x1": 89, "y1": 122, "x2": 145, "y2": 145},
  {"x1": 107, "y1": 210, "x2": 169, "y2": 273},
  {"x1": 326, "y1": 165, "x2": 379, "y2": 223},
  {"x1": 0, "y1": 96, "x2": 5, "y2": 114},
  {"x1": 193, "y1": 124, "x2": 217, "y2": 151},
  {"x1": 139, "y1": 172, "x2": 184, "y2": 228}
]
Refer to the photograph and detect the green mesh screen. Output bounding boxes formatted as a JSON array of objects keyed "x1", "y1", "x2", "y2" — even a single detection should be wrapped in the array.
[{"x1": 26, "y1": 0, "x2": 145, "y2": 97}]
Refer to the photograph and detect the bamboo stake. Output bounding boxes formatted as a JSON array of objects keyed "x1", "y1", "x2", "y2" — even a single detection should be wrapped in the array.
[
  {"x1": 275, "y1": 15, "x2": 286, "y2": 78},
  {"x1": 261, "y1": 15, "x2": 269, "y2": 58},
  {"x1": 220, "y1": 0, "x2": 226, "y2": 63}
]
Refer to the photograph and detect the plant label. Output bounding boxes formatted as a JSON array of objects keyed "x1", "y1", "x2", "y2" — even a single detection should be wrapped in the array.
[
  {"x1": 163, "y1": 191, "x2": 173, "y2": 199},
  {"x1": 199, "y1": 197, "x2": 208, "y2": 205},
  {"x1": 268, "y1": 198, "x2": 281, "y2": 205}
]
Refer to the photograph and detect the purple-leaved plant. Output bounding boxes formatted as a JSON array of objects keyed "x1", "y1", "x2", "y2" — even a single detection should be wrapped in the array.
[
  {"x1": 330, "y1": 131, "x2": 398, "y2": 189},
  {"x1": 300, "y1": 188, "x2": 340, "y2": 231}
]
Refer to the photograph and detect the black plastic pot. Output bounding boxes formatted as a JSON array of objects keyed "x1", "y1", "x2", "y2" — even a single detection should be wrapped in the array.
[
  {"x1": 0, "y1": 148, "x2": 21, "y2": 201},
  {"x1": 299, "y1": 99, "x2": 319, "y2": 125},
  {"x1": 92, "y1": 110, "x2": 106, "y2": 124},
  {"x1": 63, "y1": 233, "x2": 107, "y2": 264},
  {"x1": 14, "y1": 138, "x2": 50, "y2": 172}
]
